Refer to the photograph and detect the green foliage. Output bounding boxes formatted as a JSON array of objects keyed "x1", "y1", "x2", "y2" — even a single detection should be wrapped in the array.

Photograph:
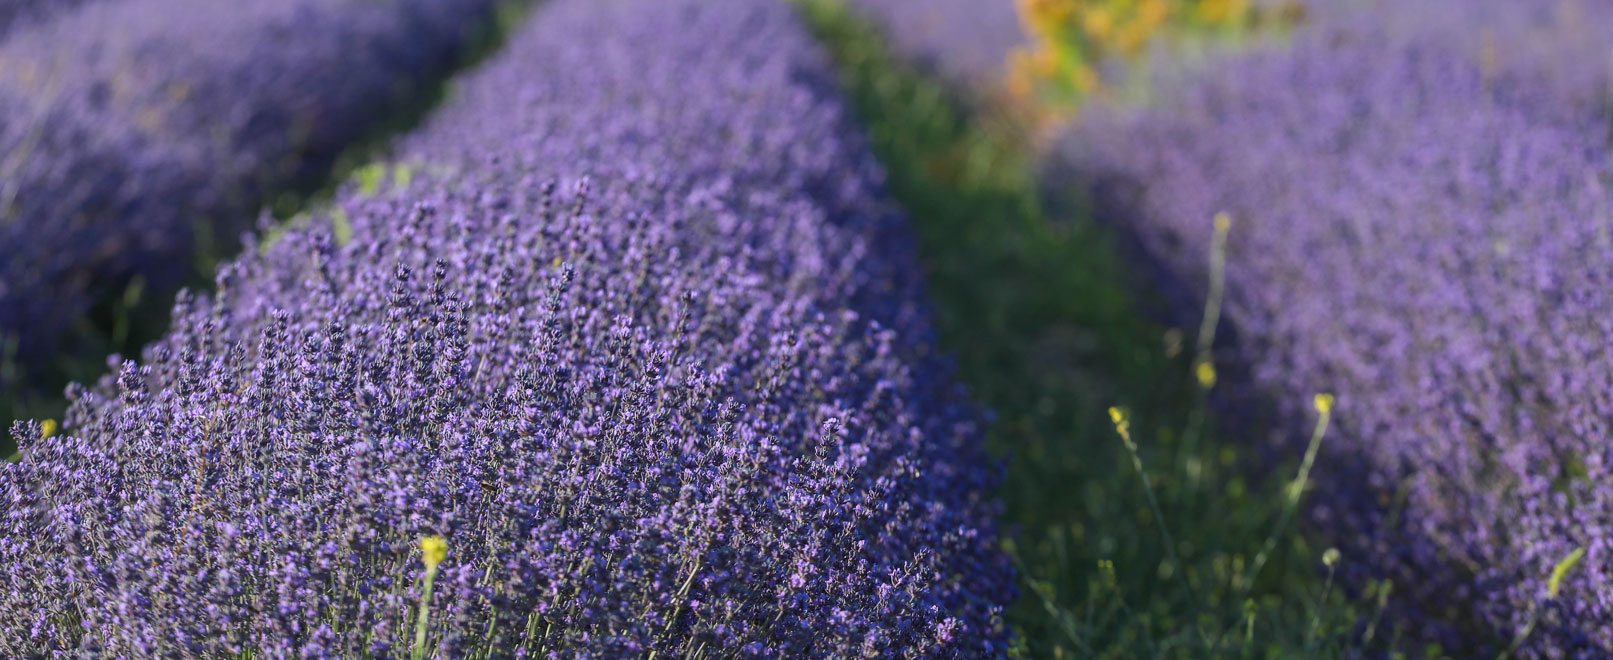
[{"x1": 797, "y1": 1, "x2": 1385, "y2": 656}]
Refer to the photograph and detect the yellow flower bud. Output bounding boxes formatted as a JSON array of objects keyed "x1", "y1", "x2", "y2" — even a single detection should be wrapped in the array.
[
  {"x1": 40, "y1": 419, "x2": 58, "y2": 439},
  {"x1": 1082, "y1": 7, "x2": 1113, "y2": 39},
  {"x1": 1139, "y1": 0, "x2": 1170, "y2": 26},
  {"x1": 1196, "y1": 0, "x2": 1247, "y2": 26},
  {"x1": 1098, "y1": 559, "x2": 1118, "y2": 588},
  {"x1": 1020, "y1": 0, "x2": 1072, "y2": 31},
  {"x1": 1313, "y1": 393, "x2": 1335, "y2": 415},
  {"x1": 1196, "y1": 361, "x2": 1217, "y2": 389},
  {"x1": 1214, "y1": 211, "x2": 1232, "y2": 233},
  {"x1": 1033, "y1": 49, "x2": 1061, "y2": 77},
  {"x1": 420, "y1": 536, "x2": 448, "y2": 570}
]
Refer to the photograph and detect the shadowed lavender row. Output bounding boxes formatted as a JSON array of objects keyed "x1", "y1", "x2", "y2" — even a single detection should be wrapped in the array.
[
  {"x1": 0, "y1": 0, "x2": 99, "y2": 38},
  {"x1": 1062, "y1": 4, "x2": 1613, "y2": 655},
  {"x1": 841, "y1": 0, "x2": 1025, "y2": 92},
  {"x1": 0, "y1": 0, "x2": 1015, "y2": 655},
  {"x1": 0, "y1": 0, "x2": 498, "y2": 380}
]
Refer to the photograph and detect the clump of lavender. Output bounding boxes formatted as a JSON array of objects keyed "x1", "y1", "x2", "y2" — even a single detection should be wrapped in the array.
[
  {"x1": 1062, "y1": 2, "x2": 1613, "y2": 654},
  {"x1": 0, "y1": 0, "x2": 1015, "y2": 655},
  {"x1": 0, "y1": 0, "x2": 500, "y2": 381}
]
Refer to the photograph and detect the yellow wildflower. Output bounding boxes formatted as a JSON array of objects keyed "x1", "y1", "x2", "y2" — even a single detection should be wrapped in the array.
[
  {"x1": 1196, "y1": 0, "x2": 1249, "y2": 26},
  {"x1": 420, "y1": 536, "x2": 448, "y2": 569},
  {"x1": 1138, "y1": 0, "x2": 1170, "y2": 27},
  {"x1": 1082, "y1": 6, "x2": 1113, "y2": 39}
]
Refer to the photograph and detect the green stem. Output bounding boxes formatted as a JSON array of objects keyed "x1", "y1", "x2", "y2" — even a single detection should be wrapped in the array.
[
  {"x1": 1112, "y1": 414, "x2": 1205, "y2": 647},
  {"x1": 1242, "y1": 403, "x2": 1329, "y2": 592},
  {"x1": 412, "y1": 565, "x2": 439, "y2": 660}
]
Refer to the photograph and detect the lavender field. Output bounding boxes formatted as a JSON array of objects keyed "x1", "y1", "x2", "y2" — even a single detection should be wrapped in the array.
[{"x1": 2, "y1": 0, "x2": 1610, "y2": 657}]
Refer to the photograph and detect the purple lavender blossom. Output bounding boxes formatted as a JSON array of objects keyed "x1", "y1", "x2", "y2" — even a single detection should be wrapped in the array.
[
  {"x1": 0, "y1": 0, "x2": 1015, "y2": 655},
  {"x1": 0, "y1": 0, "x2": 498, "y2": 379},
  {"x1": 1061, "y1": 3, "x2": 1613, "y2": 654}
]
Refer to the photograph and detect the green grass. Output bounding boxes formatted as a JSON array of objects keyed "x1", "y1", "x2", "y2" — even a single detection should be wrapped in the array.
[{"x1": 797, "y1": 2, "x2": 1394, "y2": 657}]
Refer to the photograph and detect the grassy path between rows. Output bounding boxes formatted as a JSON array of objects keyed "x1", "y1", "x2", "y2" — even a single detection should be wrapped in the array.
[{"x1": 798, "y1": 2, "x2": 1388, "y2": 657}]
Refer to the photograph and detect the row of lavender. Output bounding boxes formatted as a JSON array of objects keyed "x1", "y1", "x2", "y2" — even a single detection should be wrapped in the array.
[
  {"x1": 0, "y1": 0, "x2": 1015, "y2": 655},
  {"x1": 0, "y1": 0, "x2": 499, "y2": 382},
  {"x1": 850, "y1": 0, "x2": 1613, "y2": 654},
  {"x1": 837, "y1": 0, "x2": 1024, "y2": 93},
  {"x1": 1066, "y1": 3, "x2": 1613, "y2": 653},
  {"x1": 0, "y1": 0, "x2": 98, "y2": 38}
]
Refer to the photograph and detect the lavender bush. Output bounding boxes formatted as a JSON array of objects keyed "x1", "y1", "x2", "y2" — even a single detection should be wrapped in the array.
[
  {"x1": 0, "y1": 0, "x2": 499, "y2": 380},
  {"x1": 1062, "y1": 3, "x2": 1613, "y2": 654},
  {"x1": 0, "y1": 0, "x2": 1015, "y2": 655}
]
